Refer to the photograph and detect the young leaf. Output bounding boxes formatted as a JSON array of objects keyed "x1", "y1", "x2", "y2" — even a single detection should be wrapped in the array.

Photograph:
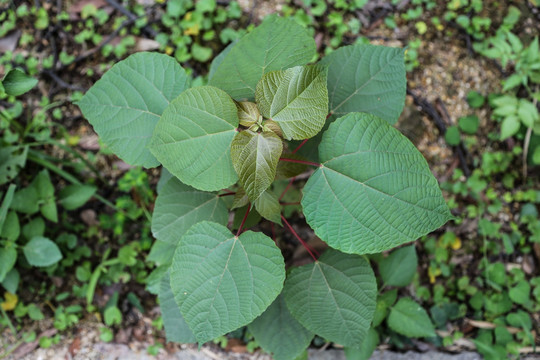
[
  {"x1": 231, "y1": 130, "x2": 283, "y2": 201},
  {"x1": 387, "y1": 297, "x2": 436, "y2": 338},
  {"x1": 237, "y1": 101, "x2": 261, "y2": 127},
  {"x1": 159, "y1": 272, "x2": 196, "y2": 343},
  {"x1": 77, "y1": 52, "x2": 190, "y2": 168},
  {"x1": 248, "y1": 295, "x2": 314, "y2": 360},
  {"x1": 23, "y1": 236, "x2": 63, "y2": 267},
  {"x1": 58, "y1": 184, "x2": 97, "y2": 210},
  {"x1": 275, "y1": 153, "x2": 308, "y2": 179},
  {"x1": 150, "y1": 86, "x2": 239, "y2": 191},
  {"x1": 302, "y1": 113, "x2": 452, "y2": 255},
  {"x1": 320, "y1": 44, "x2": 406, "y2": 124},
  {"x1": 256, "y1": 65, "x2": 328, "y2": 140},
  {"x1": 0, "y1": 246, "x2": 17, "y2": 283},
  {"x1": 253, "y1": 190, "x2": 282, "y2": 224},
  {"x1": 151, "y1": 178, "x2": 229, "y2": 245},
  {"x1": 2, "y1": 69, "x2": 38, "y2": 96},
  {"x1": 283, "y1": 249, "x2": 377, "y2": 348},
  {"x1": 231, "y1": 187, "x2": 249, "y2": 209},
  {"x1": 209, "y1": 15, "x2": 316, "y2": 100},
  {"x1": 379, "y1": 245, "x2": 418, "y2": 287},
  {"x1": 170, "y1": 221, "x2": 285, "y2": 344}
]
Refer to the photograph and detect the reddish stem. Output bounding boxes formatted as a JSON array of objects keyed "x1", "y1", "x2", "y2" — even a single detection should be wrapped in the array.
[
  {"x1": 292, "y1": 139, "x2": 309, "y2": 154},
  {"x1": 218, "y1": 191, "x2": 236, "y2": 197},
  {"x1": 281, "y1": 215, "x2": 319, "y2": 261},
  {"x1": 280, "y1": 158, "x2": 320, "y2": 167},
  {"x1": 279, "y1": 177, "x2": 296, "y2": 201},
  {"x1": 236, "y1": 204, "x2": 251, "y2": 236}
]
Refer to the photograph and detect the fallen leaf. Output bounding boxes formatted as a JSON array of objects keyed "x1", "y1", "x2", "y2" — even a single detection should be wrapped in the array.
[{"x1": 1, "y1": 292, "x2": 18, "y2": 311}]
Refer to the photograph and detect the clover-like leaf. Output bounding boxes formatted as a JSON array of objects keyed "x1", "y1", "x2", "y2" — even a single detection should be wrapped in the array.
[
  {"x1": 249, "y1": 295, "x2": 313, "y2": 360},
  {"x1": 209, "y1": 15, "x2": 316, "y2": 100},
  {"x1": 159, "y1": 272, "x2": 196, "y2": 343},
  {"x1": 150, "y1": 86, "x2": 239, "y2": 191},
  {"x1": 302, "y1": 113, "x2": 452, "y2": 255},
  {"x1": 320, "y1": 44, "x2": 406, "y2": 124},
  {"x1": 170, "y1": 221, "x2": 285, "y2": 344},
  {"x1": 283, "y1": 249, "x2": 377, "y2": 348},
  {"x1": 253, "y1": 190, "x2": 282, "y2": 224},
  {"x1": 78, "y1": 52, "x2": 189, "y2": 167},
  {"x1": 151, "y1": 178, "x2": 229, "y2": 245},
  {"x1": 231, "y1": 130, "x2": 283, "y2": 201},
  {"x1": 256, "y1": 65, "x2": 328, "y2": 140}
]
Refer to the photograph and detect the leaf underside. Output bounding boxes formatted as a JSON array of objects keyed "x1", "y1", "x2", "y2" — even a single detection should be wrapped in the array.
[
  {"x1": 209, "y1": 15, "x2": 316, "y2": 100},
  {"x1": 150, "y1": 86, "x2": 239, "y2": 191},
  {"x1": 231, "y1": 130, "x2": 283, "y2": 202},
  {"x1": 151, "y1": 178, "x2": 229, "y2": 245},
  {"x1": 283, "y1": 249, "x2": 377, "y2": 348},
  {"x1": 256, "y1": 65, "x2": 328, "y2": 140},
  {"x1": 320, "y1": 44, "x2": 406, "y2": 125},
  {"x1": 302, "y1": 113, "x2": 452, "y2": 255},
  {"x1": 78, "y1": 52, "x2": 189, "y2": 167},
  {"x1": 170, "y1": 221, "x2": 285, "y2": 344}
]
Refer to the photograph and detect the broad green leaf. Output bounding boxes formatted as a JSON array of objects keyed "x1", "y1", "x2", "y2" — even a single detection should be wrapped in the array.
[
  {"x1": 78, "y1": 52, "x2": 190, "y2": 167},
  {"x1": 237, "y1": 101, "x2": 261, "y2": 127},
  {"x1": 33, "y1": 170, "x2": 54, "y2": 199},
  {"x1": 231, "y1": 130, "x2": 283, "y2": 201},
  {"x1": 387, "y1": 297, "x2": 436, "y2": 338},
  {"x1": 508, "y1": 280, "x2": 530, "y2": 305},
  {"x1": 1, "y1": 212, "x2": 19, "y2": 241},
  {"x1": 146, "y1": 265, "x2": 168, "y2": 295},
  {"x1": 1, "y1": 268, "x2": 20, "y2": 293},
  {"x1": 249, "y1": 295, "x2": 313, "y2": 360},
  {"x1": 0, "y1": 146, "x2": 27, "y2": 185},
  {"x1": 0, "y1": 246, "x2": 17, "y2": 283},
  {"x1": 283, "y1": 249, "x2": 377, "y2": 348},
  {"x1": 256, "y1": 65, "x2": 328, "y2": 140},
  {"x1": 159, "y1": 272, "x2": 196, "y2": 343},
  {"x1": 40, "y1": 200, "x2": 58, "y2": 223},
  {"x1": 2, "y1": 69, "x2": 38, "y2": 96},
  {"x1": 501, "y1": 115, "x2": 520, "y2": 139},
  {"x1": 232, "y1": 205, "x2": 262, "y2": 230},
  {"x1": 170, "y1": 221, "x2": 285, "y2": 344},
  {"x1": 58, "y1": 184, "x2": 97, "y2": 210},
  {"x1": 150, "y1": 86, "x2": 239, "y2": 191},
  {"x1": 10, "y1": 186, "x2": 39, "y2": 214},
  {"x1": 147, "y1": 240, "x2": 174, "y2": 266},
  {"x1": 209, "y1": 15, "x2": 316, "y2": 100},
  {"x1": 23, "y1": 236, "x2": 63, "y2": 267},
  {"x1": 379, "y1": 245, "x2": 418, "y2": 287},
  {"x1": 208, "y1": 41, "x2": 236, "y2": 80},
  {"x1": 320, "y1": 44, "x2": 406, "y2": 124},
  {"x1": 0, "y1": 184, "x2": 16, "y2": 234},
  {"x1": 344, "y1": 328, "x2": 379, "y2": 360},
  {"x1": 253, "y1": 190, "x2": 282, "y2": 224},
  {"x1": 302, "y1": 113, "x2": 452, "y2": 255},
  {"x1": 151, "y1": 178, "x2": 229, "y2": 245},
  {"x1": 22, "y1": 217, "x2": 45, "y2": 240}
]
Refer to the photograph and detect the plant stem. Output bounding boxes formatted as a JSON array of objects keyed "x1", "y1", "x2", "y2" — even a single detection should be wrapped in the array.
[
  {"x1": 292, "y1": 139, "x2": 309, "y2": 154},
  {"x1": 279, "y1": 177, "x2": 296, "y2": 201},
  {"x1": 0, "y1": 307, "x2": 16, "y2": 335},
  {"x1": 523, "y1": 126, "x2": 532, "y2": 180},
  {"x1": 236, "y1": 204, "x2": 251, "y2": 236},
  {"x1": 281, "y1": 215, "x2": 318, "y2": 261},
  {"x1": 279, "y1": 158, "x2": 320, "y2": 167},
  {"x1": 218, "y1": 191, "x2": 236, "y2": 197}
]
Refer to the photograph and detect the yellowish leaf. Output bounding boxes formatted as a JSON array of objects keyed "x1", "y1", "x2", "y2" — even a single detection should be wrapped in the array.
[{"x1": 1, "y1": 292, "x2": 18, "y2": 311}]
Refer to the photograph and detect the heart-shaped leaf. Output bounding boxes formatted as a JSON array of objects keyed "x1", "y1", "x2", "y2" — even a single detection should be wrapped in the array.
[
  {"x1": 78, "y1": 52, "x2": 189, "y2": 167},
  {"x1": 159, "y1": 272, "x2": 196, "y2": 343},
  {"x1": 302, "y1": 113, "x2": 452, "y2": 255},
  {"x1": 150, "y1": 86, "x2": 239, "y2": 191},
  {"x1": 231, "y1": 130, "x2": 283, "y2": 201},
  {"x1": 151, "y1": 178, "x2": 228, "y2": 245},
  {"x1": 320, "y1": 44, "x2": 406, "y2": 125},
  {"x1": 283, "y1": 249, "x2": 377, "y2": 348},
  {"x1": 170, "y1": 221, "x2": 285, "y2": 344},
  {"x1": 256, "y1": 65, "x2": 328, "y2": 140},
  {"x1": 209, "y1": 15, "x2": 316, "y2": 100},
  {"x1": 249, "y1": 295, "x2": 313, "y2": 360}
]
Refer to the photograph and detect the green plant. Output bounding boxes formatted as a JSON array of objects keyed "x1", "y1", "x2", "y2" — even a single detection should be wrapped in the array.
[{"x1": 77, "y1": 15, "x2": 451, "y2": 359}]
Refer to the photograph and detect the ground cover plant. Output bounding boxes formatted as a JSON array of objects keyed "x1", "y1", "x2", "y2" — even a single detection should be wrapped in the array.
[{"x1": 77, "y1": 14, "x2": 452, "y2": 359}]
